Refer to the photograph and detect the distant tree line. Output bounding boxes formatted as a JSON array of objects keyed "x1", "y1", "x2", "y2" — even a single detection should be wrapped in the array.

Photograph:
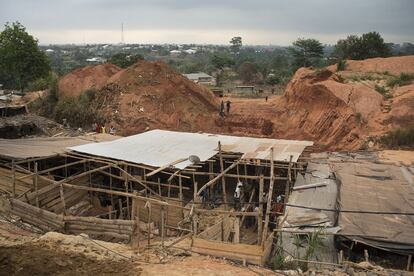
[{"x1": 0, "y1": 21, "x2": 411, "y2": 92}]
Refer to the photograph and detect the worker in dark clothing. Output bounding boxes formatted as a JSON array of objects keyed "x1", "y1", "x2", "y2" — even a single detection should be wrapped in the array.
[
  {"x1": 226, "y1": 100, "x2": 231, "y2": 114},
  {"x1": 265, "y1": 96, "x2": 268, "y2": 102},
  {"x1": 219, "y1": 100, "x2": 225, "y2": 118}
]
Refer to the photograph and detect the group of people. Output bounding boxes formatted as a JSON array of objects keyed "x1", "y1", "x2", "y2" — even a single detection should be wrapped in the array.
[
  {"x1": 92, "y1": 122, "x2": 116, "y2": 135},
  {"x1": 219, "y1": 99, "x2": 231, "y2": 118}
]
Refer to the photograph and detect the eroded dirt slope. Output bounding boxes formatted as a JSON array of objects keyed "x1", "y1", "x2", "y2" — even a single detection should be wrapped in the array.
[
  {"x1": 58, "y1": 63, "x2": 122, "y2": 98},
  {"x1": 94, "y1": 60, "x2": 219, "y2": 135}
]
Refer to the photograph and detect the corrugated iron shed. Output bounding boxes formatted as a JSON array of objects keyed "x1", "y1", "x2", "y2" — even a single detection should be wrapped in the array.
[
  {"x1": 333, "y1": 160, "x2": 414, "y2": 255},
  {"x1": 68, "y1": 129, "x2": 313, "y2": 169},
  {"x1": 280, "y1": 159, "x2": 339, "y2": 264}
]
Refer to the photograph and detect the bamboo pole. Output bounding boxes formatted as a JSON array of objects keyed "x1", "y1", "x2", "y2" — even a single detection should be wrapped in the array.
[
  {"x1": 218, "y1": 141, "x2": 228, "y2": 209},
  {"x1": 261, "y1": 148, "x2": 274, "y2": 248},
  {"x1": 258, "y1": 174, "x2": 264, "y2": 245}
]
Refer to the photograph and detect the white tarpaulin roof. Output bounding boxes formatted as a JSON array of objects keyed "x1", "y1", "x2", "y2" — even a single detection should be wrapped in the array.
[{"x1": 68, "y1": 129, "x2": 313, "y2": 169}]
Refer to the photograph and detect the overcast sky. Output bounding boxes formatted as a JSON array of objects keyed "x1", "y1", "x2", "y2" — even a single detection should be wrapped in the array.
[{"x1": 1, "y1": 0, "x2": 413, "y2": 45}]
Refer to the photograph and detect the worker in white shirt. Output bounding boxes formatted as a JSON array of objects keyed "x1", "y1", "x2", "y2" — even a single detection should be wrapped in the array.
[{"x1": 233, "y1": 182, "x2": 243, "y2": 210}]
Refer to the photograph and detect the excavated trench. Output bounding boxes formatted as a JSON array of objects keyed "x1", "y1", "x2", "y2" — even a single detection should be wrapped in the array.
[{"x1": 0, "y1": 122, "x2": 43, "y2": 138}]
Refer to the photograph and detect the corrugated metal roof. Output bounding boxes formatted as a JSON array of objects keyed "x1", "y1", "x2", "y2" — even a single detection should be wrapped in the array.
[
  {"x1": 0, "y1": 134, "x2": 120, "y2": 160},
  {"x1": 68, "y1": 129, "x2": 313, "y2": 169}
]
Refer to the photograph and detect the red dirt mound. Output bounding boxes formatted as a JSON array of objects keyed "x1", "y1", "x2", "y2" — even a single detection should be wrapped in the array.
[
  {"x1": 328, "y1": 55, "x2": 414, "y2": 75},
  {"x1": 95, "y1": 60, "x2": 219, "y2": 134},
  {"x1": 271, "y1": 68, "x2": 362, "y2": 150},
  {"x1": 58, "y1": 63, "x2": 122, "y2": 98}
]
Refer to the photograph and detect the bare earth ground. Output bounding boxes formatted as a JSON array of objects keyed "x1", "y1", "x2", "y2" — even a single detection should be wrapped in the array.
[{"x1": 0, "y1": 218, "x2": 276, "y2": 276}]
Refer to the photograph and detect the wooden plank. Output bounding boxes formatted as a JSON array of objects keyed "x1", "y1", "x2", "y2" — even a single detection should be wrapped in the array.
[
  {"x1": 197, "y1": 160, "x2": 241, "y2": 196},
  {"x1": 145, "y1": 158, "x2": 188, "y2": 177}
]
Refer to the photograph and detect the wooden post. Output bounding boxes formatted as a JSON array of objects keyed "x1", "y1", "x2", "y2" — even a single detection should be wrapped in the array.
[
  {"x1": 218, "y1": 141, "x2": 228, "y2": 209},
  {"x1": 109, "y1": 167, "x2": 114, "y2": 208},
  {"x1": 338, "y1": 250, "x2": 343, "y2": 265},
  {"x1": 283, "y1": 156, "x2": 293, "y2": 213},
  {"x1": 59, "y1": 184, "x2": 66, "y2": 215},
  {"x1": 34, "y1": 162, "x2": 39, "y2": 207},
  {"x1": 364, "y1": 249, "x2": 369, "y2": 263},
  {"x1": 147, "y1": 201, "x2": 151, "y2": 247},
  {"x1": 108, "y1": 205, "x2": 113, "y2": 219},
  {"x1": 161, "y1": 206, "x2": 165, "y2": 247},
  {"x1": 258, "y1": 174, "x2": 264, "y2": 245},
  {"x1": 233, "y1": 217, "x2": 240, "y2": 244},
  {"x1": 407, "y1": 255, "x2": 412, "y2": 271},
  {"x1": 131, "y1": 194, "x2": 140, "y2": 250},
  {"x1": 193, "y1": 208, "x2": 198, "y2": 236},
  {"x1": 261, "y1": 148, "x2": 274, "y2": 248},
  {"x1": 179, "y1": 175, "x2": 183, "y2": 202},
  {"x1": 193, "y1": 181, "x2": 198, "y2": 204},
  {"x1": 124, "y1": 165, "x2": 130, "y2": 219},
  {"x1": 11, "y1": 159, "x2": 16, "y2": 198},
  {"x1": 158, "y1": 178, "x2": 162, "y2": 196},
  {"x1": 119, "y1": 198, "x2": 123, "y2": 219}
]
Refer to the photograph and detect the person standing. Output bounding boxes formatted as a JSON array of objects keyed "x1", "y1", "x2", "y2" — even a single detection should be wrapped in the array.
[
  {"x1": 219, "y1": 100, "x2": 225, "y2": 118},
  {"x1": 234, "y1": 182, "x2": 243, "y2": 210},
  {"x1": 226, "y1": 100, "x2": 231, "y2": 114}
]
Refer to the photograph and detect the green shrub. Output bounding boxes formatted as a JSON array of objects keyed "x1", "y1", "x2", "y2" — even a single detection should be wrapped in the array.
[
  {"x1": 380, "y1": 125, "x2": 414, "y2": 148},
  {"x1": 387, "y1": 72, "x2": 414, "y2": 87},
  {"x1": 337, "y1": 60, "x2": 346, "y2": 71},
  {"x1": 374, "y1": 84, "x2": 391, "y2": 99}
]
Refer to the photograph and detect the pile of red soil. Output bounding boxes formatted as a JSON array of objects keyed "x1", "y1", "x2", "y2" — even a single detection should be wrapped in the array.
[
  {"x1": 328, "y1": 55, "x2": 414, "y2": 75},
  {"x1": 58, "y1": 64, "x2": 122, "y2": 98},
  {"x1": 94, "y1": 60, "x2": 219, "y2": 134}
]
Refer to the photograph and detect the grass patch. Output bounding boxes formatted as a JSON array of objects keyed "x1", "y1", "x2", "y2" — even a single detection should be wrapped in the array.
[
  {"x1": 380, "y1": 125, "x2": 414, "y2": 149},
  {"x1": 337, "y1": 60, "x2": 346, "y2": 71},
  {"x1": 387, "y1": 72, "x2": 414, "y2": 87},
  {"x1": 374, "y1": 84, "x2": 392, "y2": 99}
]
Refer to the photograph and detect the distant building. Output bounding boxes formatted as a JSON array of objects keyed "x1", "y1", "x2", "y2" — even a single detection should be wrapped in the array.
[
  {"x1": 170, "y1": 50, "x2": 182, "y2": 56},
  {"x1": 235, "y1": 86, "x2": 255, "y2": 94},
  {"x1": 184, "y1": 49, "x2": 197, "y2": 54},
  {"x1": 45, "y1": 49, "x2": 54, "y2": 53},
  {"x1": 184, "y1": 73, "x2": 216, "y2": 86},
  {"x1": 86, "y1": 57, "x2": 106, "y2": 64}
]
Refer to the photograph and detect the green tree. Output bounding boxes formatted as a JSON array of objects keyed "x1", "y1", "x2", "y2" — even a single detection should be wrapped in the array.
[
  {"x1": 238, "y1": 61, "x2": 258, "y2": 84},
  {"x1": 230, "y1": 36, "x2": 242, "y2": 54},
  {"x1": 211, "y1": 53, "x2": 234, "y2": 86},
  {"x1": 290, "y1": 38, "x2": 324, "y2": 68},
  {"x1": 333, "y1": 32, "x2": 390, "y2": 60},
  {"x1": 109, "y1": 52, "x2": 144, "y2": 68},
  {"x1": 0, "y1": 22, "x2": 50, "y2": 90}
]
